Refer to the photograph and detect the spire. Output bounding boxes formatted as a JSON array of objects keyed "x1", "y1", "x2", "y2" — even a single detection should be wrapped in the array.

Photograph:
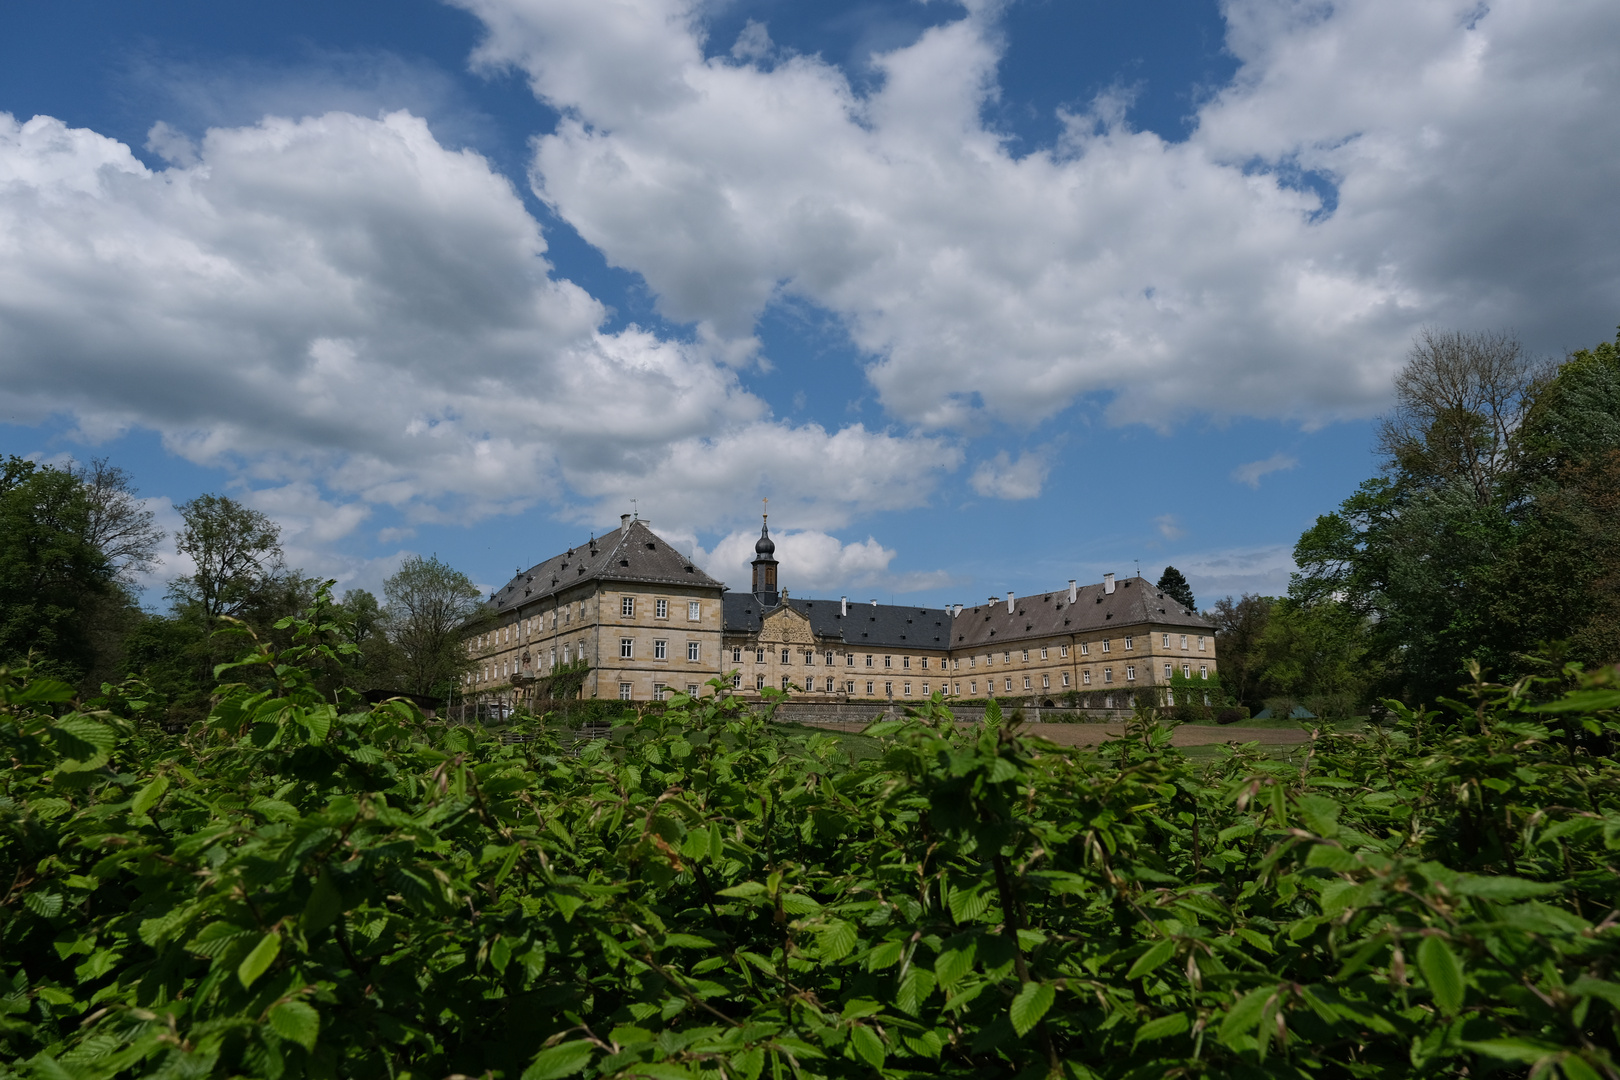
[{"x1": 751, "y1": 501, "x2": 779, "y2": 606}]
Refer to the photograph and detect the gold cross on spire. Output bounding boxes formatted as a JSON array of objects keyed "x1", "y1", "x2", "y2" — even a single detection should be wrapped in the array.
[{"x1": 762, "y1": 495, "x2": 768, "y2": 522}]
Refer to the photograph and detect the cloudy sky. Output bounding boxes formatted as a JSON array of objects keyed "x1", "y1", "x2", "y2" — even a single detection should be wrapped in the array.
[{"x1": 2, "y1": 0, "x2": 1616, "y2": 608}]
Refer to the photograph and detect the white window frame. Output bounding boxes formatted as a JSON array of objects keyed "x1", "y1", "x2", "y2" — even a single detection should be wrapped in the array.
[
  {"x1": 619, "y1": 682, "x2": 632, "y2": 700},
  {"x1": 688, "y1": 601, "x2": 701, "y2": 621},
  {"x1": 1124, "y1": 636, "x2": 1134, "y2": 650},
  {"x1": 1079, "y1": 643, "x2": 1089, "y2": 656},
  {"x1": 1061, "y1": 672, "x2": 1070, "y2": 687},
  {"x1": 654, "y1": 639, "x2": 667, "y2": 660},
  {"x1": 1200, "y1": 665, "x2": 1209, "y2": 679},
  {"x1": 1023, "y1": 676, "x2": 1031, "y2": 689},
  {"x1": 621, "y1": 597, "x2": 635, "y2": 617},
  {"x1": 620, "y1": 638, "x2": 634, "y2": 659},
  {"x1": 688, "y1": 641, "x2": 701, "y2": 662},
  {"x1": 1083, "y1": 670, "x2": 1091, "y2": 685},
  {"x1": 1104, "y1": 668, "x2": 1113, "y2": 684},
  {"x1": 655, "y1": 599, "x2": 668, "y2": 619},
  {"x1": 1126, "y1": 665, "x2": 1136, "y2": 682},
  {"x1": 1060, "y1": 645, "x2": 1069, "y2": 658}
]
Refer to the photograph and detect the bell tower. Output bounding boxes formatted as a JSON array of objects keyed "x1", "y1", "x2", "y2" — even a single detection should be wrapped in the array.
[{"x1": 751, "y1": 501, "x2": 779, "y2": 607}]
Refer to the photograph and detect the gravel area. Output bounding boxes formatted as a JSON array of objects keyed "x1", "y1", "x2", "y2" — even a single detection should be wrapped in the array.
[{"x1": 1028, "y1": 723, "x2": 1311, "y2": 748}]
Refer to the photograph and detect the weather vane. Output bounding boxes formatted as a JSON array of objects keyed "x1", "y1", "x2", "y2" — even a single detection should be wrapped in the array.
[{"x1": 631, "y1": 498, "x2": 637, "y2": 519}]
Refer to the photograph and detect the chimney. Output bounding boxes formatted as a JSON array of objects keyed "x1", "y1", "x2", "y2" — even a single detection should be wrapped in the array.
[
  {"x1": 1068, "y1": 579, "x2": 1078, "y2": 604},
  {"x1": 871, "y1": 598, "x2": 878, "y2": 607},
  {"x1": 1006, "y1": 591, "x2": 1015, "y2": 613},
  {"x1": 1104, "y1": 573, "x2": 1116, "y2": 595},
  {"x1": 841, "y1": 596, "x2": 848, "y2": 616},
  {"x1": 620, "y1": 514, "x2": 631, "y2": 529}
]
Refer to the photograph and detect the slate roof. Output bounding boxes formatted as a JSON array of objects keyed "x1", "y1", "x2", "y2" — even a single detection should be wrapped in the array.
[
  {"x1": 486, "y1": 519, "x2": 723, "y2": 613},
  {"x1": 949, "y1": 575, "x2": 1210, "y2": 651},
  {"x1": 723, "y1": 594, "x2": 953, "y2": 650}
]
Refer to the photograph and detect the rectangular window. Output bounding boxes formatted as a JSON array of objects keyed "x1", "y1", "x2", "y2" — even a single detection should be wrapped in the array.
[
  {"x1": 1102, "y1": 640, "x2": 1111, "y2": 653},
  {"x1": 1004, "y1": 677, "x2": 1013, "y2": 692},
  {"x1": 655, "y1": 599, "x2": 668, "y2": 619},
  {"x1": 782, "y1": 675, "x2": 791, "y2": 690},
  {"x1": 1163, "y1": 633, "x2": 1172, "y2": 648},
  {"x1": 920, "y1": 657, "x2": 928, "y2": 669},
  {"x1": 884, "y1": 681, "x2": 893, "y2": 696},
  {"x1": 1164, "y1": 664, "x2": 1173, "y2": 679},
  {"x1": 621, "y1": 597, "x2": 635, "y2": 617},
  {"x1": 1083, "y1": 670, "x2": 1091, "y2": 685},
  {"x1": 1060, "y1": 645, "x2": 1069, "y2": 658},
  {"x1": 1023, "y1": 676, "x2": 1031, "y2": 689},
  {"x1": 903, "y1": 682, "x2": 912, "y2": 696},
  {"x1": 687, "y1": 684, "x2": 698, "y2": 697},
  {"x1": 620, "y1": 638, "x2": 634, "y2": 658},
  {"x1": 1042, "y1": 674, "x2": 1050, "y2": 688},
  {"x1": 846, "y1": 681, "x2": 855, "y2": 694},
  {"x1": 732, "y1": 673, "x2": 741, "y2": 688},
  {"x1": 805, "y1": 651, "x2": 815, "y2": 665},
  {"x1": 1080, "y1": 642, "x2": 1089, "y2": 656},
  {"x1": 653, "y1": 682, "x2": 666, "y2": 698},
  {"x1": 688, "y1": 601, "x2": 701, "y2": 621},
  {"x1": 846, "y1": 653, "x2": 854, "y2": 666},
  {"x1": 867, "y1": 681, "x2": 875, "y2": 695},
  {"x1": 922, "y1": 682, "x2": 929, "y2": 695},
  {"x1": 826, "y1": 650, "x2": 834, "y2": 665},
  {"x1": 902, "y1": 656, "x2": 910, "y2": 669},
  {"x1": 756, "y1": 648, "x2": 765, "y2": 662},
  {"x1": 688, "y1": 641, "x2": 701, "y2": 662},
  {"x1": 1040, "y1": 647, "x2": 1048, "y2": 660},
  {"x1": 1200, "y1": 665, "x2": 1209, "y2": 679},
  {"x1": 619, "y1": 682, "x2": 632, "y2": 700},
  {"x1": 654, "y1": 639, "x2": 667, "y2": 659},
  {"x1": 884, "y1": 656, "x2": 892, "y2": 668},
  {"x1": 1183, "y1": 663, "x2": 1191, "y2": 678},
  {"x1": 825, "y1": 677, "x2": 835, "y2": 692},
  {"x1": 1198, "y1": 636, "x2": 1207, "y2": 651},
  {"x1": 1003, "y1": 652, "x2": 1011, "y2": 664},
  {"x1": 1180, "y1": 635, "x2": 1189, "y2": 650},
  {"x1": 756, "y1": 674, "x2": 765, "y2": 689},
  {"x1": 954, "y1": 683, "x2": 961, "y2": 695},
  {"x1": 1104, "y1": 668, "x2": 1113, "y2": 684},
  {"x1": 1061, "y1": 672, "x2": 1070, "y2": 687},
  {"x1": 1126, "y1": 665, "x2": 1136, "y2": 681},
  {"x1": 1021, "y1": 649, "x2": 1029, "y2": 662},
  {"x1": 732, "y1": 646, "x2": 742, "y2": 662},
  {"x1": 866, "y1": 655, "x2": 874, "y2": 667},
  {"x1": 969, "y1": 656, "x2": 976, "y2": 668},
  {"x1": 1124, "y1": 636, "x2": 1133, "y2": 650},
  {"x1": 549, "y1": 647, "x2": 556, "y2": 668},
  {"x1": 781, "y1": 648, "x2": 790, "y2": 664}
]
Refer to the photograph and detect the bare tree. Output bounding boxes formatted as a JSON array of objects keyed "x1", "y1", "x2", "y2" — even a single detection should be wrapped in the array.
[
  {"x1": 1376, "y1": 328, "x2": 1549, "y2": 504},
  {"x1": 72, "y1": 458, "x2": 163, "y2": 586}
]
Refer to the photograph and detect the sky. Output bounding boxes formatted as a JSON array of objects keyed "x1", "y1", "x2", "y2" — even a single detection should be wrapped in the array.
[{"x1": 2, "y1": 0, "x2": 1617, "y2": 611}]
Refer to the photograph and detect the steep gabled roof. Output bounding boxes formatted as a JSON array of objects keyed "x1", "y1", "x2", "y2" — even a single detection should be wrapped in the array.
[
  {"x1": 950, "y1": 575, "x2": 1210, "y2": 650},
  {"x1": 487, "y1": 520, "x2": 723, "y2": 614},
  {"x1": 723, "y1": 594, "x2": 952, "y2": 649}
]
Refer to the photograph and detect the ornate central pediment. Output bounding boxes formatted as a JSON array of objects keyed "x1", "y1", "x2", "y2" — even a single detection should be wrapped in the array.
[{"x1": 760, "y1": 605, "x2": 816, "y2": 645}]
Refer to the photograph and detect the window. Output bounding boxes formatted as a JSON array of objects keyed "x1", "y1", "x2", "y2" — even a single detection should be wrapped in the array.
[
  {"x1": 687, "y1": 684, "x2": 698, "y2": 697},
  {"x1": 654, "y1": 639, "x2": 667, "y2": 660},
  {"x1": 1042, "y1": 674, "x2": 1050, "y2": 688},
  {"x1": 1198, "y1": 636, "x2": 1207, "y2": 651},
  {"x1": 756, "y1": 648, "x2": 765, "y2": 662},
  {"x1": 970, "y1": 680, "x2": 977, "y2": 694},
  {"x1": 781, "y1": 648, "x2": 790, "y2": 664},
  {"x1": 1040, "y1": 647, "x2": 1048, "y2": 660},
  {"x1": 655, "y1": 599, "x2": 668, "y2": 619},
  {"x1": 922, "y1": 683, "x2": 929, "y2": 695},
  {"x1": 1200, "y1": 665, "x2": 1209, "y2": 680},
  {"x1": 1021, "y1": 650, "x2": 1030, "y2": 662},
  {"x1": 1124, "y1": 636, "x2": 1134, "y2": 650},
  {"x1": 1005, "y1": 678, "x2": 1013, "y2": 692},
  {"x1": 1060, "y1": 645, "x2": 1069, "y2": 658},
  {"x1": 902, "y1": 656, "x2": 910, "y2": 670},
  {"x1": 1080, "y1": 642, "x2": 1089, "y2": 656},
  {"x1": 969, "y1": 656, "x2": 977, "y2": 668},
  {"x1": 884, "y1": 681, "x2": 893, "y2": 696},
  {"x1": 688, "y1": 601, "x2": 701, "y2": 621},
  {"x1": 1022, "y1": 676, "x2": 1031, "y2": 689},
  {"x1": 1083, "y1": 670, "x2": 1092, "y2": 685},
  {"x1": 846, "y1": 681, "x2": 855, "y2": 694},
  {"x1": 1102, "y1": 639, "x2": 1111, "y2": 653},
  {"x1": 884, "y1": 655, "x2": 892, "y2": 668},
  {"x1": 954, "y1": 683, "x2": 961, "y2": 695},
  {"x1": 866, "y1": 655, "x2": 874, "y2": 667},
  {"x1": 825, "y1": 677, "x2": 835, "y2": 692},
  {"x1": 732, "y1": 646, "x2": 742, "y2": 662},
  {"x1": 826, "y1": 651, "x2": 834, "y2": 665},
  {"x1": 653, "y1": 682, "x2": 666, "y2": 698},
  {"x1": 619, "y1": 683, "x2": 632, "y2": 700},
  {"x1": 903, "y1": 682, "x2": 912, "y2": 696},
  {"x1": 688, "y1": 641, "x2": 701, "y2": 662},
  {"x1": 1163, "y1": 633, "x2": 1172, "y2": 648},
  {"x1": 1180, "y1": 635, "x2": 1188, "y2": 650},
  {"x1": 782, "y1": 676, "x2": 790, "y2": 690},
  {"x1": 549, "y1": 647, "x2": 556, "y2": 668},
  {"x1": 756, "y1": 674, "x2": 765, "y2": 689},
  {"x1": 1103, "y1": 668, "x2": 1113, "y2": 684},
  {"x1": 620, "y1": 638, "x2": 633, "y2": 658},
  {"x1": 1164, "y1": 664, "x2": 1173, "y2": 680},
  {"x1": 920, "y1": 657, "x2": 928, "y2": 670},
  {"x1": 1126, "y1": 665, "x2": 1136, "y2": 681},
  {"x1": 732, "y1": 673, "x2": 741, "y2": 688},
  {"x1": 805, "y1": 651, "x2": 815, "y2": 665},
  {"x1": 621, "y1": 597, "x2": 635, "y2": 617},
  {"x1": 1061, "y1": 672, "x2": 1070, "y2": 687},
  {"x1": 1003, "y1": 652, "x2": 1011, "y2": 663},
  {"x1": 867, "y1": 681, "x2": 875, "y2": 695},
  {"x1": 846, "y1": 653, "x2": 854, "y2": 667},
  {"x1": 1183, "y1": 664, "x2": 1191, "y2": 678}
]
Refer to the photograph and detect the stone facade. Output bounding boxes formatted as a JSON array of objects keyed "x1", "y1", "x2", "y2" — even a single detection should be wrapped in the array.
[{"x1": 467, "y1": 516, "x2": 1218, "y2": 707}]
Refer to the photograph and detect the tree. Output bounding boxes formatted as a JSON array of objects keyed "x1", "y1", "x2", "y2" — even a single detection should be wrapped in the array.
[
  {"x1": 1156, "y1": 566, "x2": 1195, "y2": 610},
  {"x1": 167, "y1": 494, "x2": 284, "y2": 629},
  {"x1": 382, "y1": 555, "x2": 482, "y2": 697},
  {"x1": 1205, "y1": 594, "x2": 1272, "y2": 709},
  {"x1": 0, "y1": 456, "x2": 111, "y2": 678},
  {"x1": 71, "y1": 457, "x2": 163, "y2": 586},
  {"x1": 339, "y1": 588, "x2": 403, "y2": 690}
]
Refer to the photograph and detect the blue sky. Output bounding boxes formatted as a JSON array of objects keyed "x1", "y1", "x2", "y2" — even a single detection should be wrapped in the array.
[{"x1": 3, "y1": 0, "x2": 1616, "y2": 610}]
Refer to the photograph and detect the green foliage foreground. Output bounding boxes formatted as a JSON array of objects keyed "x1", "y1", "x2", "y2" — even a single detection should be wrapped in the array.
[{"x1": 4, "y1": 601, "x2": 1620, "y2": 1079}]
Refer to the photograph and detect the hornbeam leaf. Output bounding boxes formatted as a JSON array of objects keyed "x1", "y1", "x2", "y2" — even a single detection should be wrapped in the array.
[
  {"x1": 1126, "y1": 939, "x2": 1177, "y2": 980},
  {"x1": 522, "y1": 1040, "x2": 594, "y2": 1080},
  {"x1": 238, "y1": 932, "x2": 281, "y2": 989},
  {"x1": 1010, "y1": 981, "x2": 1055, "y2": 1037},
  {"x1": 849, "y1": 1025, "x2": 885, "y2": 1069},
  {"x1": 1133, "y1": 1012, "x2": 1190, "y2": 1047},
  {"x1": 1417, "y1": 936, "x2": 1465, "y2": 1013},
  {"x1": 268, "y1": 1000, "x2": 320, "y2": 1052}
]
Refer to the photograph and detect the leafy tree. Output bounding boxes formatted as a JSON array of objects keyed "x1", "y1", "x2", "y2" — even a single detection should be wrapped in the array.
[
  {"x1": 337, "y1": 588, "x2": 402, "y2": 690},
  {"x1": 382, "y1": 554, "x2": 482, "y2": 697},
  {"x1": 1155, "y1": 565, "x2": 1195, "y2": 610},
  {"x1": 167, "y1": 494, "x2": 285, "y2": 630},
  {"x1": 0, "y1": 456, "x2": 111, "y2": 680},
  {"x1": 1205, "y1": 594, "x2": 1272, "y2": 709},
  {"x1": 70, "y1": 457, "x2": 163, "y2": 586}
]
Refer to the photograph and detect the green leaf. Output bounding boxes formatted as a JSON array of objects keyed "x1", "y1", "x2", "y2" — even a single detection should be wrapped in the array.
[
  {"x1": 1133, "y1": 1012, "x2": 1189, "y2": 1047},
  {"x1": 131, "y1": 774, "x2": 170, "y2": 819},
  {"x1": 949, "y1": 884, "x2": 991, "y2": 923},
  {"x1": 817, "y1": 920, "x2": 857, "y2": 961},
  {"x1": 849, "y1": 1025, "x2": 885, "y2": 1069},
  {"x1": 1010, "y1": 981, "x2": 1055, "y2": 1037},
  {"x1": 1417, "y1": 935, "x2": 1464, "y2": 1013},
  {"x1": 1126, "y1": 938, "x2": 1176, "y2": 980},
  {"x1": 300, "y1": 872, "x2": 343, "y2": 937},
  {"x1": 1218, "y1": 986, "x2": 1276, "y2": 1049},
  {"x1": 1297, "y1": 794, "x2": 1342, "y2": 837},
  {"x1": 22, "y1": 892, "x2": 64, "y2": 919},
  {"x1": 934, "y1": 941, "x2": 977, "y2": 988},
  {"x1": 1461, "y1": 1038, "x2": 1559, "y2": 1063},
  {"x1": 269, "y1": 1000, "x2": 320, "y2": 1052},
  {"x1": 718, "y1": 881, "x2": 767, "y2": 898},
  {"x1": 522, "y1": 1040, "x2": 595, "y2": 1080},
  {"x1": 238, "y1": 931, "x2": 282, "y2": 989},
  {"x1": 896, "y1": 967, "x2": 936, "y2": 1016},
  {"x1": 1305, "y1": 844, "x2": 1360, "y2": 872},
  {"x1": 49, "y1": 716, "x2": 114, "y2": 760},
  {"x1": 1448, "y1": 874, "x2": 1561, "y2": 901}
]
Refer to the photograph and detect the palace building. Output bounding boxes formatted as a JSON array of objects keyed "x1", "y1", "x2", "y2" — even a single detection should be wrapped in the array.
[{"x1": 466, "y1": 513, "x2": 1217, "y2": 707}]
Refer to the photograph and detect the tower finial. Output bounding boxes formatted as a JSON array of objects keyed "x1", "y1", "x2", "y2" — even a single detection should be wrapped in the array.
[{"x1": 762, "y1": 495, "x2": 768, "y2": 523}]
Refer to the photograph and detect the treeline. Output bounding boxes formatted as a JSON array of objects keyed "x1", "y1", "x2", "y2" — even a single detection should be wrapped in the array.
[
  {"x1": 0, "y1": 460, "x2": 486, "y2": 721},
  {"x1": 1203, "y1": 326, "x2": 1620, "y2": 716}
]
